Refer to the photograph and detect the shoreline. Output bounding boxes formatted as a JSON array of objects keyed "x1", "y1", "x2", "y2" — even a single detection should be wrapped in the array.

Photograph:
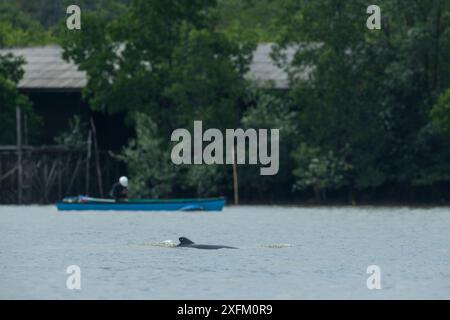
[{"x1": 1, "y1": 202, "x2": 450, "y2": 208}]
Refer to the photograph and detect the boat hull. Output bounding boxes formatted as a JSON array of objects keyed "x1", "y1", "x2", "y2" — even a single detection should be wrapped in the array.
[{"x1": 56, "y1": 197, "x2": 226, "y2": 212}]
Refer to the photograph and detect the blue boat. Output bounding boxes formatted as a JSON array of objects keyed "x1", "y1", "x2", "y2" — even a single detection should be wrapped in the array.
[{"x1": 56, "y1": 196, "x2": 226, "y2": 212}]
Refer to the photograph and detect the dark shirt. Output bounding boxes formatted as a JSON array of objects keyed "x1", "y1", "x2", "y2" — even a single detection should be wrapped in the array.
[{"x1": 110, "y1": 182, "x2": 128, "y2": 201}]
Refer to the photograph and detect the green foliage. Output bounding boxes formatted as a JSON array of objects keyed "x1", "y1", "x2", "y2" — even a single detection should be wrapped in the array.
[
  {"x1": 273, "y1": 0, "x2": 450, "y2": 194},
  {"x1": 20, "y1": 0, "x2": 129, "y2": 28},
  {"x1": 61, "y1": 0, "x2": 255, "y2": 139},
  {"x1": 1, "y1": 0, "x2": 65, "y2": 29},
  {"x1": 120, "y1": 113, "x2": 229, "y2": 198},
  {"x1": 292, "y1": 143, "x2": 352, "y2": 200},
  {"x1": 241, "y1": 88, "x2": 296, "y2": 133},
  {"x1": 4, "y1": 0, "x2": 450, "y2": 202},
  {"x1": 0, "y1": 53, "x2": 39, "y2": 144},
  {"x1": 166, "y1": 27, "x2": 253, "y2": 128},
  {"x1": 54, "y1": 115, "x2": 87, "y2": 151},
  {"x1": 412, "y1": 123, "x2": 450, "y2": 186},
  {"x1": 214, "y1": 0, "x2": 282, "y2": 42},
  {"x1": 238, "y1": 88, "x2": 296, "y2": 197},
  {"x1": 430, "y1": 88, "x2": 450, "y2": 135},
  {"x1": 182, "y1": 165, "x2": 227, "y2": 197},
  {"x1": 118, "y1": 113, "x2": 180, "y2": 198},
  {"x1": 0, "y1": 0, "x2": 132, "y2": 47},
  {"x1": 0, "y1": 1, "x2": 54, "y2": 47},
  {"x1": 0, "y1": 54, "x2": 24, "y2": 82},
  {"x1": 415, "y1": 88, "x2": 450, "y2": 185}
]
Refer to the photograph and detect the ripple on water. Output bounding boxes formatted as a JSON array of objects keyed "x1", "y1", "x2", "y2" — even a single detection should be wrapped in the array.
[{"x1": 1, "y1": 205, "x2": 450, "y2": 299}]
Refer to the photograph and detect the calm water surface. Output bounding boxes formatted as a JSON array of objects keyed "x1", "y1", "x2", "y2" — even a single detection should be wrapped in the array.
[{"x1": 0, "y1": 205, "x2": 449, "y2": 299}]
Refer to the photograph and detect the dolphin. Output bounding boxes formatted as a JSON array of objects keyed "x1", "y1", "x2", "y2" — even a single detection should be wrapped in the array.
[{"x1": 177, "y1": 237, "x2": 238, "y2": 250}]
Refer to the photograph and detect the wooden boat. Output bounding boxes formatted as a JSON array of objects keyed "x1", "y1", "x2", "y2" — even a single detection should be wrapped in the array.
[{"x1": 56, "y1": 196, "x2": 225, "y2": 212}]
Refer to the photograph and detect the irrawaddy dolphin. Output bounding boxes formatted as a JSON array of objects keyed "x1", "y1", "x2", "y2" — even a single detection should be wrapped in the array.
[{"x1": 177, "y1": 237, "x2": 238, "y2": 250}]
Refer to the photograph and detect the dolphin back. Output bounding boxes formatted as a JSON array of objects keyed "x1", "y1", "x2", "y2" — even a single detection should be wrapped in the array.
[
  {"x1": 178, "y1": 237, "x2": 195, "y2": 246},
  {"x1": 177, "y1": 237, "x2": 238, "y2": 249},
  {"x1": 190, "y1": 244, "x2": 238, "y2": 250}
]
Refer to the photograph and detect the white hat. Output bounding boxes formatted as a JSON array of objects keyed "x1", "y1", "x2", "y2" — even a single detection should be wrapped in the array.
[{"x1": 119, "y1": 176, "x2": 128, "y2": 187}]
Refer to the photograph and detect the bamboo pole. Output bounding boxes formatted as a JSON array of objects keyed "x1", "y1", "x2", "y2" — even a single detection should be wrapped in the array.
[{"x1": 16, "y1": 107, "x2": 23, "y2": 204}]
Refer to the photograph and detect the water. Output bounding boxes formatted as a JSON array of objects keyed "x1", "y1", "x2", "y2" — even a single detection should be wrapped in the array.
[{"x1": 0, "y1": 205, "x2": 449, "y2": 299}]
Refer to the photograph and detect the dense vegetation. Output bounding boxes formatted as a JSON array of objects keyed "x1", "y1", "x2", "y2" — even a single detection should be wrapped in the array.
[{"x1": 1, "y1": 0, "x2": 450, "y2": 204}]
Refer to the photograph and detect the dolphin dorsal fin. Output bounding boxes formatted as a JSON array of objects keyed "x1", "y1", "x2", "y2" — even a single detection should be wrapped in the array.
[{"x1": 179, "y1": 237, "x2": 194, "y2": 245}]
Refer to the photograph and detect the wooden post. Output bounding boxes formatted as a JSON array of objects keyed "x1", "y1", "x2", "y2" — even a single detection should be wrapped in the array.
[
  {"x1": 58, "y1": 157, "x2": 62, "y2": 200},
  {"x1": 24, "y1": 113, "x2": 29, "y2": 145},
  {"x1": 232, "y1": 145, "x2": 239, "y2": 205},
  {"x1": 0, "y1": 155, "x2": 2, "y2": 203},
  {"x1": 43, "y1": 153, "x2": 48, "y2": 204},
  {"x1": 67, "y1": 155, "x2": 82, "y2": 196},
  {"x1": 90, "y1": 118, "x2": 104, "y2": 197},
  {"x1": 16, "y1": 107, "x2": 23, "y2": 204},
  {"x1": 105, "y1": 153, "x2": 110, "y2": 193},
  {"x1": 86, "y1": 130, "x2": 92, "y2": 196}
]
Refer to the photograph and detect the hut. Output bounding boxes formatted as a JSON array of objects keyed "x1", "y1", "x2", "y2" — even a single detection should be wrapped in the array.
[{"x1": 0, "y1": 44, "x2": 296, "y2": 203}]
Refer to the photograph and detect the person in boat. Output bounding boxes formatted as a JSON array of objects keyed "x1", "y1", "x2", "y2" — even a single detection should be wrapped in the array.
[{"x1": 110, "y1": 176, "x2": 128, "y2": 201}]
